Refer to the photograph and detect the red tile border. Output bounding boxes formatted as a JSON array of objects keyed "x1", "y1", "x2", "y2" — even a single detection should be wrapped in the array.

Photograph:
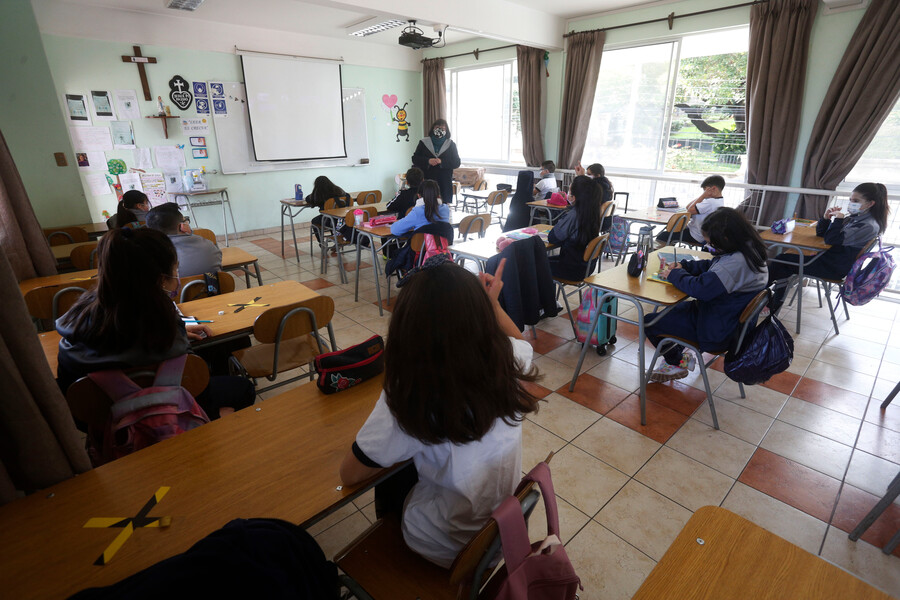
[
  {"x1": 644, "y1": 380, "x2": 708, "y2": 417},
  {"x1": 555, "y1": 373, "x2": 630, "y2": 415},
  {"x1": 792, "y1": 378, "x2": 870, "y2": 419},
  {"x1": 830, "y1": 483, "x2": 900, "y2": 557},
  {"x1": 525, "y1": 329, "x2": 568, "y2": 355},
  {"x1": 522, "y1": 380, "x2": 552, "y2": 400},
  {"x1": 299, "y1": 278, "x2": 334, "y2": 290},
  {"x1": 605, "y1": 394, "x2": 689, "y2": 444},
  {"x1": 761, "y1": 370, "x2": 801, "y2": 395}
]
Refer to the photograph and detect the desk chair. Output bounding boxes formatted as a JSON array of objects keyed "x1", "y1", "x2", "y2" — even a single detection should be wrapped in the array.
[
  {"x1": 554, "y1": 234, "x2": 610, "y2": 338},
  {"x1": 70, "y1": 243, "x2": 99, "y2": 270},
  {"x1": 484, "y1": 190, "x2": 509, "y2": 226},
  {"x1": 193, "y1": 228, "x2": 218, "y2": 245},
  {"x1": 45, "y1": 227, "x2": 89, "y2": 246},
  {"x1": 657, "y1": 212, "x2": 691, "y2": 247},
  {"x1": 24, "y1": 281, "x2": 94, "y2": 327},
  {"x1": 646, "y1": 288, "x2": 770, "y2": 430},
  {"x1": 452, "y1": 181, "x2": 461, "y2": 205},
  {"x1": 458, "y1": 214, "x2": 491, "y2": 242},
  {"x1": 849, "y1": 469, "x2": 900, "y2": 555},
  {"x1": 229, "y1": 296, "x2": 336, "y2": 394},
  {"x1": 356, "y1": 190, "x2": 382, "y2": 205},
  {"x1": 473, "y1": 179, "x2": 488, "y2": 191},
  {"x1": 310, "y1": 197, "x2": 352, "y2": 282},
  {"x1": 179, "y1": 271, "x2": 236, "y2": 303}
]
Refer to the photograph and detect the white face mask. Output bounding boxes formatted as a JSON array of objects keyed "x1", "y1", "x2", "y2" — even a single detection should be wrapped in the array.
[{"x1": 847, "y1": 201, "x2": 862, "y2": 215}]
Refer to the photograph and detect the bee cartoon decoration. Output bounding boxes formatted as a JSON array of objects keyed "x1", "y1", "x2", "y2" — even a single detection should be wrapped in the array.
[{"x1": 393, "y1": 102, "x2": 410, "y2": 142}]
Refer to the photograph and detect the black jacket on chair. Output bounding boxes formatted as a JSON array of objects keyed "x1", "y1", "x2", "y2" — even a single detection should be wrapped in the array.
[
  {"x1": 502, "y1": 170, "x2": 536, "y2": 232},
  {"x1": 486, "y1": 235, "x2": 559, "y2": 330}
]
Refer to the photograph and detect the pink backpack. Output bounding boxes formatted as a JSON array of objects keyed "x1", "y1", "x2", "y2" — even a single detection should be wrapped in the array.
[
  {"x1": 419, "y1": 233, "x2": 450, "y2": 263},
  {"x1": 87, "y1": 355, "x2": 209, "y2": 464},
  {"x1": 482, "y1": 462, "x2": 581, "y2": 600},
  {"x1": 842, "y1": 239, "x2": 895, "y2": 306}
]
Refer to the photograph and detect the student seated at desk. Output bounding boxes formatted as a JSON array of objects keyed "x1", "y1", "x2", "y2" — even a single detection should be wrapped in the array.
[
  {"x1": 389, "y1": 180, "x2": 450, "y2": 236},
  {"x1": 656, "y1": 175, "x2": 725, "y2": 247},
  {"x1": 146, "y1": 202, "x2": 222, "y2": 277},
  {"x1": 502, "y1": 170, "x2": 537, "y2": 232},
  {"x1": 646, "y1": 207, "x2": 768, "y2": 382},
  {"x1": 56, "y1": 228, "x2": 254, "y2": 419},
  {"x1": 307, "y1": 175, "x2": 351, "y2": 243},
  {"x1": 767, "y1": 182, "x2": 888, "y2": 310},
  {"x1": 106, "y1": 190, "x2": 150, "y2": 229},
  {"x1": 534, "y1": 160, "x2": 559, "y2": 198},
  {"x1": 576, "y1": 162, "x2": 614, "y2": 231},
  {"x1": 386, "y1": 166, "x2": 424, "y2": 216},
  {"x1": 547, "y1": 175, "x2": 601, "y2": 281},
  {"x1": 339, "y1": 256, "x2": 540, "y2": 568}
]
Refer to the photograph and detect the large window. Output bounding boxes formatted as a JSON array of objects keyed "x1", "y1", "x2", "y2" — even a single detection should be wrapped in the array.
[
  {"x1": 446, "y1": 61, "x2": 525, "y2": 163},
  {"x1": 584, "y1": 28, "x2": 749, "y2": 176},
  {"x1": 845, "y1": 97, "x2": 900, "y2": 188}
]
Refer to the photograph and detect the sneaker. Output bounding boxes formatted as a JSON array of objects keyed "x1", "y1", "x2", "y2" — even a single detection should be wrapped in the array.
[
  {"x1": 679, "y1": 353, "x2": 697, "y2": 372},
  {"x1": 649, "y1": 363, "x2": 689, "y2": 383}
]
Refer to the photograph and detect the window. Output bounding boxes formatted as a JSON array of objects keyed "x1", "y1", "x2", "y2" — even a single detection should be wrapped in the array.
[
  {"x1": 845, "y1": 97, "x2": 900, "y2": 188},
  {"x1": 584, "y1": 28, "x2": 749, "y2": 176},
  {"x1": 446, "y1": 61, "x2": 525, "y2": 163}
]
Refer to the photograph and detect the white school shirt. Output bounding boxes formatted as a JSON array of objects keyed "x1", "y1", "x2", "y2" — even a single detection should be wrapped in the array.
[
  {"x1": 688, "y1": 196, "x2": 725, "y2": 241},
  {"x1": 354, "y1": 337, "x2": 534, "y2": 568},
  {"x1": 535, "y1": 174, "x2": 559, "y2": 196}
]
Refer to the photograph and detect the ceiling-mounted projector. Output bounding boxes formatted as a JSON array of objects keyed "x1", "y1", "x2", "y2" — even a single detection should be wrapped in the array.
[{"x1": 399, "y1": 21, "x2": 437, "y2": 49}]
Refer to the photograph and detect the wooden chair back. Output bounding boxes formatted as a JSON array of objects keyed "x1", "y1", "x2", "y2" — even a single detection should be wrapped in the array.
[
  {"x1": 66, "y1": 354, "x2": 210, "y2": 431},
  {"x1": 405, "y1": 206, "x2": 414, "y2": 217},
  {"x1": 459, "y1": 214, "x2": 491, "y2": 240},
  {"x1": 322, "y1": 198, "x2": 337, "y2": 211},
  {"x1": 24, "y1": 281, "x2": 94, "y2": 321},
  {"x1": 356, "y1": 190, "x2": 382, "y2": 205},
  {"x1": 410, "y1": 233, "x2": 425, "y2": 254},
  {"x1": 582, "y1": 233, "x2": 610, "y2": 264},
  {"x1": 193, "y1": 228, "x2": 218, "y2": 245},
  {"x1": 45, "y1": 227, "x2": 89, "y2": 246},
  {"x1": 473, "y1": 179, "x2": 488, "y2": 191},
  {"x1": 70, "y1": 243, "x2": 99, "y2": 270},
  {"x1": 665, "y1": 212, "x2": 690, "y2": 233},
  {"x1": 357, "y1": 206, "x2": 379, "y2": 222},
  {"x1": 452, "y1": 181, "x2": 460, "y2": 199},
  {"x1": 178, "y1": 271, "x2": 236, "y2": 303},
  {"x1": 252, "y1": 296, "x2": 335, "y2": 344},
  {"x1": 739, "y1": 289, "x2": 770, "y2": 325},
  {"x1": 486, "y1": 190, "x2": 508, "y2": 207},
  {"x1": 599, "y1": 201, "x2": 616, "y2": 223}
]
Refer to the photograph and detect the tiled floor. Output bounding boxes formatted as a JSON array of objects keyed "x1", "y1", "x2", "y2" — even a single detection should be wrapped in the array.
[{"x1": 231, "y1": 225, "x2": 900, "y2": 598}]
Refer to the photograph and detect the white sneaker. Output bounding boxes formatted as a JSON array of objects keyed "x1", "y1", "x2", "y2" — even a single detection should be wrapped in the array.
[{"x1": 649, "y1": 363, "x2": 689, "y2": 383}]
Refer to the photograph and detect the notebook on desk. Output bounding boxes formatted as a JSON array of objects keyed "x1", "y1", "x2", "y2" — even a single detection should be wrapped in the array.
[{"x1": 658, "y1": 252, "x2": 695, "y2": 265}]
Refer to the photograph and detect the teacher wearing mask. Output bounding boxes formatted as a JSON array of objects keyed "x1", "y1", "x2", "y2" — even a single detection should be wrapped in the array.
[{"x1": 412, "y1": 119, "x2": 461, "y2": 207}]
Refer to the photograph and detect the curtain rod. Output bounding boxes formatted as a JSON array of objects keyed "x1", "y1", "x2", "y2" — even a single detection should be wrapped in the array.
[
  {"x1": 563, "y1": 0, "x2": 767, "y2": 38},
  {"x1": 421, "y1": 43, "x2": 517, "y2": 63}
]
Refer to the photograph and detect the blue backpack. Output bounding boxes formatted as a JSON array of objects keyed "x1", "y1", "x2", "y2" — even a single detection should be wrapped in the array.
[
  {"x1": 842, "y1": 239, "x2": 895, "y2": 306},
  {"x1": 607, "y1": 216, "x2": 628, "y2": 254}
]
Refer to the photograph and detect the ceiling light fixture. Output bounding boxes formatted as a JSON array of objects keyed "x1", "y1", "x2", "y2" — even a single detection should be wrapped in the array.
[
  {"x1": 166, "y1": 0, "x2": 205, "y2": 11},
  {"x1": 347, "y1": 17, "x2": 407, "y2": 38}
]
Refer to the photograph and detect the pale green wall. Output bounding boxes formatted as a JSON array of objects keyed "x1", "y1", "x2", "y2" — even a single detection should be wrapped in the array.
[
  {"x1": 0, "y1": 0, "x2": 90, "y2": 227},
  {"x1": 39, "y1": 34, "x2": 422, "y2": 235}
]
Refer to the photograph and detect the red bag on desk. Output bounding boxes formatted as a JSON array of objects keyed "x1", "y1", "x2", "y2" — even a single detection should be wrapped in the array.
[
  {"x1": 314, "y1": 335, "x2": 384, "y2": 394},
  {"x1": 368, "y1": 215, "x2": 397, "y2": 227}
]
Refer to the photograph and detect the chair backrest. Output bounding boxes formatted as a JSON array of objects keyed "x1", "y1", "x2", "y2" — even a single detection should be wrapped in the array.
[
  {"x1": 581, "y1": 233, "x2": 610, "y2": 274},
  {"x1": 252, "y1": 295, "x2": 335, "y2": 345},
  {"x1": 459, "y1": 214, "x2": 491, "y2": 241},
  {"x1": 473, "y1": 179, "x2": 488, "y2": 191},
  {"x1": 24, "y1": 281, "x2": 95, "y2": 321},
  {"x1": 66, "y1": 354, "x2": 210, "y2": 431},
  {"x1": 730, "y1": 289, "x2": 771, "y2": 353},
  {"x1": 193, "y1": 228, "x2": 218, "y2": 245},
  {"x1": 599, "y1": 201, "x2": 616, "y2": 223},
  {"x1": 358, "y1": 206, "x2": 379, "y2": 222},
  {"x1": 452, "y1": 181, "x2": 460, "y2": 197},
  {"x1": 179, "y1": 271, "x2": 236, "y2": 303},
  {"x1": 52, "y1": 286, "x2": 88, "y2": 321},
  {"x1": 70, "y1": 243, "x2": 100, "y2": 270},
  {"x1": 45, "y1": 227, "x2": 89, "y2": 246},
  {"x1": 356, "y1": 190, "x2": 382, "y2": 205},
  {"x1": 322, "y1": 197, "x2": 337, "y2": 211},
  {"x1": 665, "y1": 211, "x2": 690, "y2": 233},
  {"x1": 487, "y1": 190, "x2": 508, "y2": 206}
]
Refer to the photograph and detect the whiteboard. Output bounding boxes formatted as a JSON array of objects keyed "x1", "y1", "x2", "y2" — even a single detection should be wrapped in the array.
[{"x1": 211, "y1": 82, "x2": 369, "y2": 174}]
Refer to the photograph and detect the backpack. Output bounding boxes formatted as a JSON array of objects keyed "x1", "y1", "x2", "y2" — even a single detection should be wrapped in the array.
[
  {"x1": 842, "y1": 239, "x2": 895, "y2": 306},
  {"x1": 574, "y1": 288, "x2": 618, "y2": 355},
  {"x1": 417, "y1": 233, "x2": 450, "y2": 263},
  {"x1": 481, "y1": 462, "x2": 581, "y2": 600},
  {"x1": 607, "y1": 216, "x2": 628, "y2": 254},
  {"x1": 87, "y1": 355, "x2": 209, "y2": 464},
  {"x1": 724, "y1": 311, "x2": 794, "y2": 386}
]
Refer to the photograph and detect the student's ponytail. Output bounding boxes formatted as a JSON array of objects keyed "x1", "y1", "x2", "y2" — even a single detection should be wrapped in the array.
[
  {"x1": 855, "y1": 182, "x2": 890, "y2": 234},
  {"x1": 418, "y1": 180, "x2": 441, "y2": 223}
]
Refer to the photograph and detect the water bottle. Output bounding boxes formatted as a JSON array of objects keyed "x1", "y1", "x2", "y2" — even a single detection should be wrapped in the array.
[
  {"x1": 294, "y1": 184, "x2": 303, "y2": 202},
  {"x1": 354, "y1": 209, "x2": 364, "y2": 227}
]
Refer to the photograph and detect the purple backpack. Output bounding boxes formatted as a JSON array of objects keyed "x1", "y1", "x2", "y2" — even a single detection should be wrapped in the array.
[
  {"x1": 607, "y1": 216, "x2": 628, "y2": 253},
  {"x1": 842, "y1": 239, "x2": 895, "y2": 306}
]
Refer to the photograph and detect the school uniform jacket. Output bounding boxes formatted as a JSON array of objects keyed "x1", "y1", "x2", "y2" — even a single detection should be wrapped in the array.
[
  {"x1": 485, "y1": 236, "x2": 559, "y2": 330},
  {"x1": 170, "y1": 233, "x2": 222, "y2": 278},
  {"x1": 412, "y1": 138, "x2": 461, "y2": 206},
  {"x1": 502, "y1": 171, "x2": 536, "y2": 232},
  {"x1": 813, "y1": 211, "x2": 879, "y2": 277},
  {"x1": 547, "y1": 209, "x2": 591, "y2": 280},
  {"x1": 386, "y1": 188, "x2": 419, "y2": 217}
]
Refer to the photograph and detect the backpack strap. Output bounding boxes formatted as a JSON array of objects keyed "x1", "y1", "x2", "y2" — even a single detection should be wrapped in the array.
[
  {"x1": 153, "y1": 354, "x2": 188, "y2": 388},
  {"x1": 493, "y1": 495, "x2": 533, "y2": 573},
  {"x1": 515, "y1": 462, "x2": 561, "y2": 538},
  {"x1": 88, "y1": 369, "x2": 143, "y2": 403}
]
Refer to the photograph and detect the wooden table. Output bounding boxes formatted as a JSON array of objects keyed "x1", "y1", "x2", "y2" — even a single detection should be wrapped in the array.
[
  {"x1": 40, "y1": 330, "x2": 61, "y2": 374},
  {"x1": 449, "y1": 224, "x2": 553, "y2": 272},
  {"x1": 761, "y1": 223, "x2": 830, "y2": 334},
  {"x1": 318, "y1": 202, "x2": 391, "y2": 284},
  {"x1": 52, "y1": 241, "x2": 97, "y2": 264},
  {"x1": 19, "y1": 269, "x2": 98, "y2": 297},
  {"x1": 0, "y1": 376, "x2": 388, "y2": 599},
  {"x1": 568, "y1": 248, "x2": 712, "y2": 426},
  {"x1": 172, "y1": 188, "x2": 236, "y2": 247},
  {"x1": 528, "y1": 199, "x2": 571, "y2": 226},
  {"x1": 220, "y1": 246, "x2": 263, "y2": 287},
  {"x1": 612, "y1": 207, "x2": 677, "y2": 264},
  {"x1": 74, "y1": 222, "x2": 109, "y2": 239},
  {"x1": 633, "y1": 506, "x2": 893, "y2": 599}
]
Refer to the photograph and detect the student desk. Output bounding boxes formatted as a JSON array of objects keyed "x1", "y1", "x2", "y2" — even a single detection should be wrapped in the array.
[
  {"x1": 448, "y1": 225, "x2": 553, "y2": 273},
  {"x1": 611, "y1": 207, "x2": 676, "y2": 265},
  {"x1": 172, "y1": 188, "x2": 236, "y2": 247},
  {"x1": 19, "y1": 269, "x2": 98, "y2": 297},
  {"x1": 74, "y1": 222, "x2": 109, "y2": 239},
  {"x1": 527, "y1": 199, "x2": 571, "y2": 226},
  {"x1": 52, "y1": 240, "x2": 97, "y2": 265},
  {"x1": 568, "y1": 248, "x2": 711, "y2": 426},
  {"x1": 0, "y1": 375, "x2": 389, "y2": 600},
  {"x1": 40, "y1": 330, "x2": 62, "y2": 374},
  {"x1": 220, "y1": 246, "x2": 263, "y2": 287},
  {"x1": 633, "y1": 506, "x2": 893, "y2": 599},
  {"x1": 279, "y1": 198, "x2": 315, "y2": 263},
  {"x1": 318, "y1": 202, "x2": 391, "y2": 284},
  {"x1": 760, "y1": 223, "x2": 830, "y2": 334}
]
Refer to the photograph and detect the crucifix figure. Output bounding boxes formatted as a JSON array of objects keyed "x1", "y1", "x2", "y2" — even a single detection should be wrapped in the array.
[{"x1": 121, "y1": 45, "x2": 158, "y2": 101}]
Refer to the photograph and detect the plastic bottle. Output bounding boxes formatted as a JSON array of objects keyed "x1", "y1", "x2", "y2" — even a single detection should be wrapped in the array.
[
  {"x1": 354, "y1": 209, "x2": 364, "y2": 227},
  {"x1": 294, "y1": 184, "x2": 303, "y2": 202}
]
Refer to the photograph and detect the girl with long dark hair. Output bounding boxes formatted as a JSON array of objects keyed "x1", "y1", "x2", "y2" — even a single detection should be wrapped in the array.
[{"x1": 546, "y1": 174, "x2": 602, "y2": 281}]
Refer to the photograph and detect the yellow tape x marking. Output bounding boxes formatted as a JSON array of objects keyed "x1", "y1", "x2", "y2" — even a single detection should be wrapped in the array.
[{"x1": 83, "y1": 486, "x2": 171, "y2": 565}]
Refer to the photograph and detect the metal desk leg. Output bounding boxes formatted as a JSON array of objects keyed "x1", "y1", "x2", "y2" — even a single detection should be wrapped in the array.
[
  {"x1": 529, "y1": 206, "x2": 536, "y2": 226},
  {"x1": 243, "y1": 267, "x2": 251, "y2": 288},
  {"x1": 288, "y1": 210, "x2": 300, "y2": 263},
  {"x1": 280, "y1": 204, "x2": 287, "y2": 257},
  {"x1": 222, "y1": 190, "x2": 236, "y2": 247},
  {"x1": 370, "y1": 236, "x2": 384, "y2": 316},
  {"x1": 253, "y1": 261, "x2": 263, "y2": 286},
  {"x1": 796, "y1": 258, "x2": 804, "y2": 334},
  {"x1": 354, "y1": 236, "x2": 363, "y2": 303}
]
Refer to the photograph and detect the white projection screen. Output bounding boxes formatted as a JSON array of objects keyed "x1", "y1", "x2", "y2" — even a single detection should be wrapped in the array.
[{"x1": 240, "y1": 54, "x2": 346, "y2": 161}]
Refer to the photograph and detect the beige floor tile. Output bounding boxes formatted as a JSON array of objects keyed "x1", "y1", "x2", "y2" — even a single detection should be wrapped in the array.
[
  {"x1": 522, "y1": 420, "x2": 568, "y2": 473},
  {"x1": 805, "y1": 360, "x2": 876, "y2": 395},
  {"x1": 821, "y1": 334, "x2": 886, "y2": 360},
  {"x1": 332, "y1": 293, "x2": 363, "y2": 312},
  {"x1": 532, "y1": 355, "x2": 579, "y2": 392},
  {"x1": 760, "y1": 421, "x2": 853, "y2": 480},
  {"x1": 360, "y1": 501, "x2": 377, "y2": 524},
  {"x1": 820, "y1": 527, "x2": 900, "y2": 598},
  {"x1": 840, "y1": 322, "x2": 892, "y2": 345},
  {"x1": 316, "y1": 285, "x2": 352, "y2": 299},
  {"x1": 337, "y1": 326, "x2": 378, "y2": 349},
  {"x1": 545, "y1": 340, "x2": 608, "y2": 371},
  {"x1": 777, "y1": 397, "x2": 862, "y2": 447},
  {"x1": 565, "y1": 521, "x2": 657, "y2": 600},
  {"x1": 871, "y1": 377, "x2": 899, "y2": 404},
  {"x1": 794, "y1": 324, "x2": 831, "y2": 345},
  {"x1": 612, "y1": 341, "x2": 656, "y2": 368},
  {"x1": 526, "y1": 493, "x2": 591, "y2": 545},
  {"x1": 355, "y1": 317, "x2": 390, "y2": 337},
  {"x1": 536, "y1": 315, "x2": 578, "y2": 340},
  {"x1": 341, "y1": 302, "x2": 387, "y2": 324},
  {"x1": 665, "y1": 419, "x2": 756, "y2": 478},
  {"x1": 528, "y1": 393, "x2": 602, "y2": 441},
  {"x1": 721, "y1": 482, "x2": 828, "y2": 555},
  {"x1": 313, "y1": 511, "x2": 371, "y2": 561},
  {"x1": 306, "y1": 501, "x2": 358, "y2": 536},
  {"x1": 550, "y1": 444, "x2": 629, "y2": 516},
  {"x1": 678, "y1": 364, "x2": 728, "y2": 394},
  {"x1": 634, "y1": 447, "x2": 734, "y2": 512},
  {"x1": 693, "y1": 397, "x2": 775, "y2": 446},
  {"x1": 785, "y1": 354, "x2": 813, "y2": 376},
  {"x1": 793, "y1": 337, "x2": 823, "y2": 359},
  {"x1": 815, "y1": 345, "x2": 884, "y2": 375},
  {"x1": 586, "y1": 357, "x2": 640, "y2": 394},
  {"x1": 351, "y1": 487, "x2": 375, "y2": 510},
  {"x1": 572, "y1": 418, "x2": 661, "y2": 476},
  {"x1": 595, "y1": 480, "x2": 693, "y2": 561},
  {"x1": 714, "y1": 379, "x2": 788, "y2": 418},
  {"x1": 330, "y1": 312, "x2": 360, "y2": 332},
  {"x1": 844, "y1": 450, "x2": 900, "y2": 501}
]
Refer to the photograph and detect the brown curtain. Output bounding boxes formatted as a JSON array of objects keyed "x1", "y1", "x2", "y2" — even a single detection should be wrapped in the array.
[
  {"x1": 517, "y1": 46, "x2": 546, "y2": 167},
  {"x1": 0, "y1": 245, "x2": 91, "y2": 505},
  {"x1": 797, "y1": 0, "x2": 900, "y2": 218},
  {"x1": 0, "y1": 129, "x2": 56, "y2": 280},
  {"x1": 422, "y1": 58, "x2": 447, "y2": 135},
  {"x1": 744, "y1": 0, "x2": 817, "y2": 225},
  {"x1": 557, "y1": 31, "x2": 605, "y2": 170}
]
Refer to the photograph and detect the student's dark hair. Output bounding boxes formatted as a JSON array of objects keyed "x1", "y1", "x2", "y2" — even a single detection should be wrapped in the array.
[
  {"x1": 701, "y1": 207, "x2": 767, "y2": 273},
  {"x1": 384, "y1": 262, "x2": 539, "y2": 444},
  {"x1": 146, "y1": 202, "x2": 184, "y2": 234},
  {"x1": 405, "y1": 166, "x2": 424, "y2": 188},
  {"x1": 417, "y1": 179, "x2": 442, "y2": 223},
  {"x1": 586, "y1": 163, "x2": 605, "y2": 178},
  {"x1": 430, "y1": 118, "x2": 451, "y2": 138},
  {"x1": 310, "y1": 175, "x2": 346, "y2": 205},
  {"x1": 541, "y1": 160, "x2": 556, "y2": 173},
  {"x1": 59, "y1": 228, "x2": 179, "y2": 354},
  {"x1": 701, "y1": 175, "x2": 726, "y2": 191},
  {"x1": 570, "y1": 175, "x2": 602, "y2": 247},
  {"x1": 115, "y1": 190, "x2": 149, "y2": 228},
  {"x1": 853, "y1": 182, "x2": 890, "y2": 234}
]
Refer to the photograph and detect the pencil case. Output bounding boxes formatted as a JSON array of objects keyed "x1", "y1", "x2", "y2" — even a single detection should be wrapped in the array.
[
  {"x1": 770, "y1": 219, "x2": 795, "y2": 234},
  {"x1": 368, "y1": 215, "x2": 398, "y2": 227},
  {"x1": 314, "y1": 335, "x2": 384, "y2": 394}
]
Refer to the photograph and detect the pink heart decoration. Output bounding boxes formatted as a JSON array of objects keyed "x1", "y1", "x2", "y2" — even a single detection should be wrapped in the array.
[{"x1": 382, "y1": 94, "x2": 398, "y2": 109}]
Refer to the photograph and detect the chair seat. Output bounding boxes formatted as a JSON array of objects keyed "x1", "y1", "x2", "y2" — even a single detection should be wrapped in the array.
[
  {"x1": 335, "y1": 515, "x2": 458, "y2": 600},
  {"x1": 662, "y1": 335, "x2": 728, "y2": 356},
  {"x1": 554, "y1": 277, "x2": 583, "y2": 286},
  {"x1": 232, "y1": 335, "x2": 319, "y2": 378}
]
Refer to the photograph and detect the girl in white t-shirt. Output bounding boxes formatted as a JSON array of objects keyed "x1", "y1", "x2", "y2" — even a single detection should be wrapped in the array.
[{"x1": 339, "y1": 256, "x2": 540, "y2": 568}]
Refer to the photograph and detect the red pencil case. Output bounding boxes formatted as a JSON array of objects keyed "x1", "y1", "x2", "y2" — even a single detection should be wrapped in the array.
[
  {"x1": 314, "y1": 335, "x2": 384, "y2": 394},
  {"x1": 369, "y1": 215, "x2": 398, "y2": 227}
]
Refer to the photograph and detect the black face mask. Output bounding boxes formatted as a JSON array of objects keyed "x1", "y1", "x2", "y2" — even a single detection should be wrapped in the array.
[{"x1": 432, "y1": 128, "x2": 445, "y2": 138}]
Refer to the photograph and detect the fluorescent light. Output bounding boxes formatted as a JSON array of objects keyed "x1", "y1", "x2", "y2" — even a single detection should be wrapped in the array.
[
  {"x1": 166, "y1": 0, "x2": 204, "y2": 11},
  {"x1": 347, "y1": 17, "x2": 407, "y2": 38}
]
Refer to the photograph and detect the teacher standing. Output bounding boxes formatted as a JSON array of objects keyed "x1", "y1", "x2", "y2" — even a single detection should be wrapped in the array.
[{"x1": 412, "y1": 119, "x2": 461, "y2": 207}]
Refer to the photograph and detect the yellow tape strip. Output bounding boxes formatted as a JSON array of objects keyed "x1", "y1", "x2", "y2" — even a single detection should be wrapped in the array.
[
  {"x1": 154, "y1": 486, "x2": 170, "y2": 503},
  {"x1": 96, "y1": 522, "x2": 133, "y2": 565},
  {"x1": 84, "y1": 517, "x2": 127, "y2": 528}
]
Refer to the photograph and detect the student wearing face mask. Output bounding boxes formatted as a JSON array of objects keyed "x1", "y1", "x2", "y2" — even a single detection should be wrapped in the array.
[
  {"x1": 412, "y1": 119, "x2": 461, "y2": 209},
  {"x1": 767, "y1": 182, "x2": 889, "y2": 310}
]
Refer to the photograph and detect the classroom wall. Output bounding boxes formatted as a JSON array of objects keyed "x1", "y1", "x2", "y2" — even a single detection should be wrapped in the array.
[{"x1": 0, "y1": 0, "x2": 90, "y2": 227}]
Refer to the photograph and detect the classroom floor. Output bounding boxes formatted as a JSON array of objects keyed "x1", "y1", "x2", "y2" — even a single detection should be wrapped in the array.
[{"x1": 231, "y1": 226, "x2": 900, "y2": 599}]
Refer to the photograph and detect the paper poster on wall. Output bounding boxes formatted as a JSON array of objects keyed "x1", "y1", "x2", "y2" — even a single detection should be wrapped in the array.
[
  {"x1": 181, "y1": 118, "x2": 210, "y2": 135},
  {"x1": 189, "y1": 136, "x2": 206, "y2": 146},
  {"x1": 89, "y1": 90, "x2": 115, "y2": 121},
  {"x1": 164, "y1": 172, "x2": 184, "y2": 194},
  {"x1": 65, "y1": 94, "x2": 91, "y2": 125},
  {"x1": 84, "y1": 172, "x2": 113, "y2": 196},
  {"x1": 110, "y1": 121, "x2": 136, "y2": 149},
  {"x1": 140, "y1": 172, "x2": 168, "y2": 206},
  {"x1": 76, "y1": 151, "x2": 106, "y2": 170},
  {"x1": 113, "y1": 89, "x2": 141, "y2": 120},
  {"x1": 192, "y1": 148, "x2": 208, "y2": 159},
  {"x1": 118, "y1": 172, "x2": 143, "y2": 193},
  {"x1": 132, "y1": 147, "x2": 153, "y2": 170},
  {"x1": 193, "y1": 82, "x2": 208, "y2": 98},
  {"x1": 210, "y1": 82, "x2": 225, "y2": 98},
  {"x1": 69, "y1": 126, "x2": 113, "y2": 151},
  {"x1": 212, "y1": 99, "x2": 227, "y2": 117},
  {"x1": 153, "y1": 146, "x2": 186, "y2": 172},
  {"x1": 195, "y1": 98, "x2": 210, "y2": 115},
  {"x1": 169, "y1": 75, "x2": 193, "y2": 111}
]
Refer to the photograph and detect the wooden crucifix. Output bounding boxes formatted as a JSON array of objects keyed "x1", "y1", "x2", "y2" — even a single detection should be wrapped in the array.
[{"x1": 121, "y1": 45, "x2": 157, "y2": 101}]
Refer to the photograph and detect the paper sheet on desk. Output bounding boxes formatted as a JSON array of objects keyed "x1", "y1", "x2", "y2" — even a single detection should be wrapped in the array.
[{"x1": 658, "y1": 252, "x2": 695, "y2": 265}]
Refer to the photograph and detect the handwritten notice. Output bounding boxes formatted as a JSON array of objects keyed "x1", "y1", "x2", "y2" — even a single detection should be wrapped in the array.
[
  {"x1": 70, "y1": 127, "x2": 113, "y2": 151},
  {"x1": 140, "y1": 172, "x2": 168, "y2": 206},
  {"x1": 153, "y1": 146, "x2": 186, "y2": 172},
  {"x1": 84, "y1": 172, "x2": 113, "y2": 197},
  {"x1": 180, "y1": 117, "x2": 210, "y2": 135},
  {"x1": 113, "y1": 89, "x2": 141, "y2": 120}
]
